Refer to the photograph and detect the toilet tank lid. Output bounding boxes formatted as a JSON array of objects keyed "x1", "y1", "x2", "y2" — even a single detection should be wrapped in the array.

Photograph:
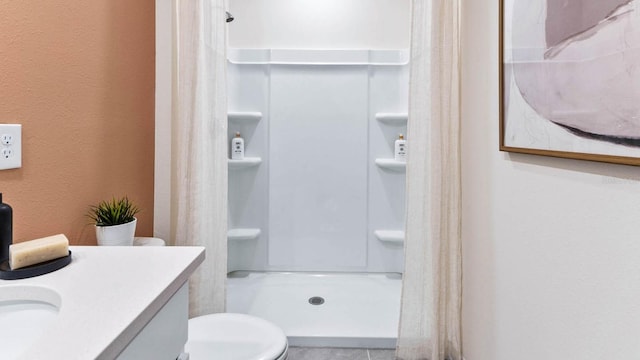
[{"x1": 133, "y1": 237, "x2": 166, "y2": 246}]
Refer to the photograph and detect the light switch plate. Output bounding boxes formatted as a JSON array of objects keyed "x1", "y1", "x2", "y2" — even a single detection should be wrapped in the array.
[{"x1": 0, "y1": 124, "x2": 22, "y2": 170}]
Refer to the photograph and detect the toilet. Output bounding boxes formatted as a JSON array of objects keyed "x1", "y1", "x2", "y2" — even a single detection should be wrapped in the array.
[
  {"x1": 134, "y1": 239, "x2": 286, "y2": 359},
  {"x1": 133, "y1": 237, "x2": 166, "y2": 246},
  {"x1": 185, "y1": 313, "x2": 288, "y2": 360}
]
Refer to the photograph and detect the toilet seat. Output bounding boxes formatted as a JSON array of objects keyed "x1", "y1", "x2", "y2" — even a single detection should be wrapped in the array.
[{"x1": 186, "y1": 313, "x2": 288, "y2": 360}]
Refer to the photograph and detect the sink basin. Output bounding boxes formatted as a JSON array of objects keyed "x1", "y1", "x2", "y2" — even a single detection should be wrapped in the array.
[{"x1": 0, "y1": 285, "x2": 61, "y2": 359}]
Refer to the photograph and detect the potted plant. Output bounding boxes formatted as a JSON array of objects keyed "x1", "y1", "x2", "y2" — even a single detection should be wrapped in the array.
[{"x1": 88, "y1": 196, "x2": 140, "y2": 246}]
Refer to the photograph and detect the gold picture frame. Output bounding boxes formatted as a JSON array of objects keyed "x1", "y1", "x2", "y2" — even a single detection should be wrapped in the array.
[{"x1": 499, "y1": 0, "x2": 640, "y2": 166}]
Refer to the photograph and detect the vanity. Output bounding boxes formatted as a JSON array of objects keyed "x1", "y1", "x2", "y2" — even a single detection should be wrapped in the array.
[{"x1": 0, "y1": 245, "x2": 205, "y2": 359}]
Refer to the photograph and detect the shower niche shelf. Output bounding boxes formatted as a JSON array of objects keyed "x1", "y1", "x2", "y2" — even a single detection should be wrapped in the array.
[
  {"x1": 374, "y1": 230, "x2": 404, "y2": 245},
  {"x1": 228, "y1": 111, "x2": 262, "y2": 123},
  {"x1": 375, "y1": 159, "x2": 406, "y2": 172},
  {"x1": 228, "y1": 228, "x2": 261, "y2": 241},
  {"x1": 228, "y1": 157, "x2": 262, "y2": 169},
  {"x1": 375, "y1": 113, "x2": 408, "y2": 125}
]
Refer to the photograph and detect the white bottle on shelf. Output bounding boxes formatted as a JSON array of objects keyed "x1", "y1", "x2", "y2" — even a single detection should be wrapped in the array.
[
  {"x1": 394, "y1": 134, "x2": 406, "y2": 162},
  {"x1": 231, "y1": 132, "x2": 244, "y2": 160}
]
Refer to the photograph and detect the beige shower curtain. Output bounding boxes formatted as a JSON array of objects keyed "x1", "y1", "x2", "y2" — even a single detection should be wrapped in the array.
[
  {"x1": 397, "y1": 0, "x2": 462, "y2": 359},
  {"x1": 173, "y1": 0, "x2": 229, "y2": 317}
]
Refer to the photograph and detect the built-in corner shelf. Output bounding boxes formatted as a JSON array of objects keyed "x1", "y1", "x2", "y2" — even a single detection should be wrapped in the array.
[
  {"x1": 374, "y1": 230, "x2": 405, "y2": 245},
  {"x1": 375, "y1": 113, "x2": 408, "y2": 125},
  {"x1": 228, "y1": 228, "x2": 261, "y2": 241},
  {"x1": 375, "y1": 158, "x2": 406, "y2": 172},
  {"x1": 227, "y1": 111, "x2": 262, "y2": 123},
  {"x1": 228, "y1": 157, "x2": 262, "y2": 169}
]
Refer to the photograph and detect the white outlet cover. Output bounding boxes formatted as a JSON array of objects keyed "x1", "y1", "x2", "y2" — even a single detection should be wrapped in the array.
[
  {"x1": 0, "y1": 124, "x2": 22, "y2": 170},
  {"x1": 1, "y1": 134, "x2": 13, "y2": 145}
]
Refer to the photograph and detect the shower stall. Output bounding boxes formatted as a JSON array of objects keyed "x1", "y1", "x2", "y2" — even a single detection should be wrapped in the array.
[
  {"x1": 225, "y1": 48, "x2": 409, "y2": 348},
  {"x1": 154, "y1": 0, "x2": 413, "y2": 349}
]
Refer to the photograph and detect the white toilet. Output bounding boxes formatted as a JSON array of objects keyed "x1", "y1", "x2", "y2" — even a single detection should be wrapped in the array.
[
  {"x1": 133, "y1": 236, "x2": 166, "y2": 246},
  {"x1": 185, "y1": 313, "x2": 288, "y2": 360},
  {"x1": 135, "y1": 239, "x2": 286, "y2": 359}
]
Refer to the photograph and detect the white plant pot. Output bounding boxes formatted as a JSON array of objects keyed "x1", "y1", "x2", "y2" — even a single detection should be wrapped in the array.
[{"x1": 96, "y1": 218, "x2": 137, "y2": 246}]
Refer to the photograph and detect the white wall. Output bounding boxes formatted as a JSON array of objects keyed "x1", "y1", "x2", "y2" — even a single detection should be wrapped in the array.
[
  {"x1": 228, "y1": 0, "x2": 410, "y2": 49},
  {"x1": 461, "y1": 0, "x2": 640, "y2": 359}
]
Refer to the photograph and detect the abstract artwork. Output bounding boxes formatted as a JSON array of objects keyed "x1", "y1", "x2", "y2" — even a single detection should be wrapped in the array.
[{"x1": 500, "y1": 0, "x2": 640, "y2": 165}]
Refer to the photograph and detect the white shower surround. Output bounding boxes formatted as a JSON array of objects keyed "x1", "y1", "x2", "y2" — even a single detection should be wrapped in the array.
[
  {"x1": 227, "y1": 48, "x2": 409, "y2": 273},
  {"x1": 226, "y1": 49, "x2": 408, "y2": 348}
]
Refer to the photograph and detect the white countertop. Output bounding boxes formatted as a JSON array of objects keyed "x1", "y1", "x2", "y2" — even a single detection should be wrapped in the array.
[{"x1": 0, "y1": 245, "x2": 205, "y2": 360}]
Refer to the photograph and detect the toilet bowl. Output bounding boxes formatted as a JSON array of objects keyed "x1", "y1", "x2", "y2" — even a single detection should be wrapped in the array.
[{"x1": 185, "y1": 313, "x2": 288, "y2": 360}]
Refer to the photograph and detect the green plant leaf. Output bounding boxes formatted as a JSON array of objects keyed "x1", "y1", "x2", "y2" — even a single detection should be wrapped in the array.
[{"x1": 87, "y1": 196, "x2": 140, "y2": 226}]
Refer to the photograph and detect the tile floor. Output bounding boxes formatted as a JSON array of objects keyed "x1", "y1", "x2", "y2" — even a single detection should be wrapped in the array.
[{"x1": 287, "y1": 347, "x2": 395, "y2": 360}]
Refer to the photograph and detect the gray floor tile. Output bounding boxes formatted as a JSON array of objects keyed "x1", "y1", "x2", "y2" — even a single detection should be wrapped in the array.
[
  {"x1": 287, "y1": 347, "x2": 369, "y2": 360},
  {"x1": 368, "y1": 349, "x2": 396, "y2": 360}
]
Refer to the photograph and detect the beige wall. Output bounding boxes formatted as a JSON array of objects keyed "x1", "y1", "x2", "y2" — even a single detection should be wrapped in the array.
[
  {"x1": 462, "y1": 0, "x2": 640, "y2": 358},
  {"x1": 0, "y1": 1, "x2": 155, "y2": 244},
  {"x1": 228, "y1": 0, "x2": 410, "y2": 49}
]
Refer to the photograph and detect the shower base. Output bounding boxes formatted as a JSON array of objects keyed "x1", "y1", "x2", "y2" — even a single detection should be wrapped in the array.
[{"x1": 226, "y1": 271, "x2": 402, "y2": 349}]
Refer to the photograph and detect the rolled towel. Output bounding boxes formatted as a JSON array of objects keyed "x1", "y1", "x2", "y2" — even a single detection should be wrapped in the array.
[{"x1": 9, "y1": 234, "x2": 69, "y2": 270}]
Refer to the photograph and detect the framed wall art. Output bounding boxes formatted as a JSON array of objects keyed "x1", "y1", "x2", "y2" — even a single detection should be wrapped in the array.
[{"x1": 500, "y1": 0, "x2": 640, "y2": 165}]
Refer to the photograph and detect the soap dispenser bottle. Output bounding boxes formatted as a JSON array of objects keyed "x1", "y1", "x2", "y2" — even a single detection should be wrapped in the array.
[
  {"x1": 231, "y1": 132, "x2": 245, "y2": 160},
  {"x1": 394, "y1": 134, "x2": 407, "y2": 162},
  {"x1": 0, "y1": 193, "x2": 12, "y2": 263}
]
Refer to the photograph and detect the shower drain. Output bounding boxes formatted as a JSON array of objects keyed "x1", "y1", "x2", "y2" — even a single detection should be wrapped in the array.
[{"x1": 308, "y1": 296, "x2": 325, "y2": 305}]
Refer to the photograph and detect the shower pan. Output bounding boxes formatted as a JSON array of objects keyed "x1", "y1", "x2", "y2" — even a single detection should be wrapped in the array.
[{"x1": 226, "y1": 48, "x2": 409, "y2": 348}]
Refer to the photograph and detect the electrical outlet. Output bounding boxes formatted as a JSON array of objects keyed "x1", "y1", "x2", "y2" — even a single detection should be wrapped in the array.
[
  {"x1": 1, "y1": 134, "x2": 13, "y2": 145},
  {"x1": 0, "y1": 124, "x2": 21, "y2": 170}
]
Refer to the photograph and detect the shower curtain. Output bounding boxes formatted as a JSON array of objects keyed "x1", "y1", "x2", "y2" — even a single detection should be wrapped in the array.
[
  {"x1": 173, "y1": 0, "x2": 229, "y2": 316},
  {"x1": 397, "y1": 0, "x2": 462, "y2": 359}
]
